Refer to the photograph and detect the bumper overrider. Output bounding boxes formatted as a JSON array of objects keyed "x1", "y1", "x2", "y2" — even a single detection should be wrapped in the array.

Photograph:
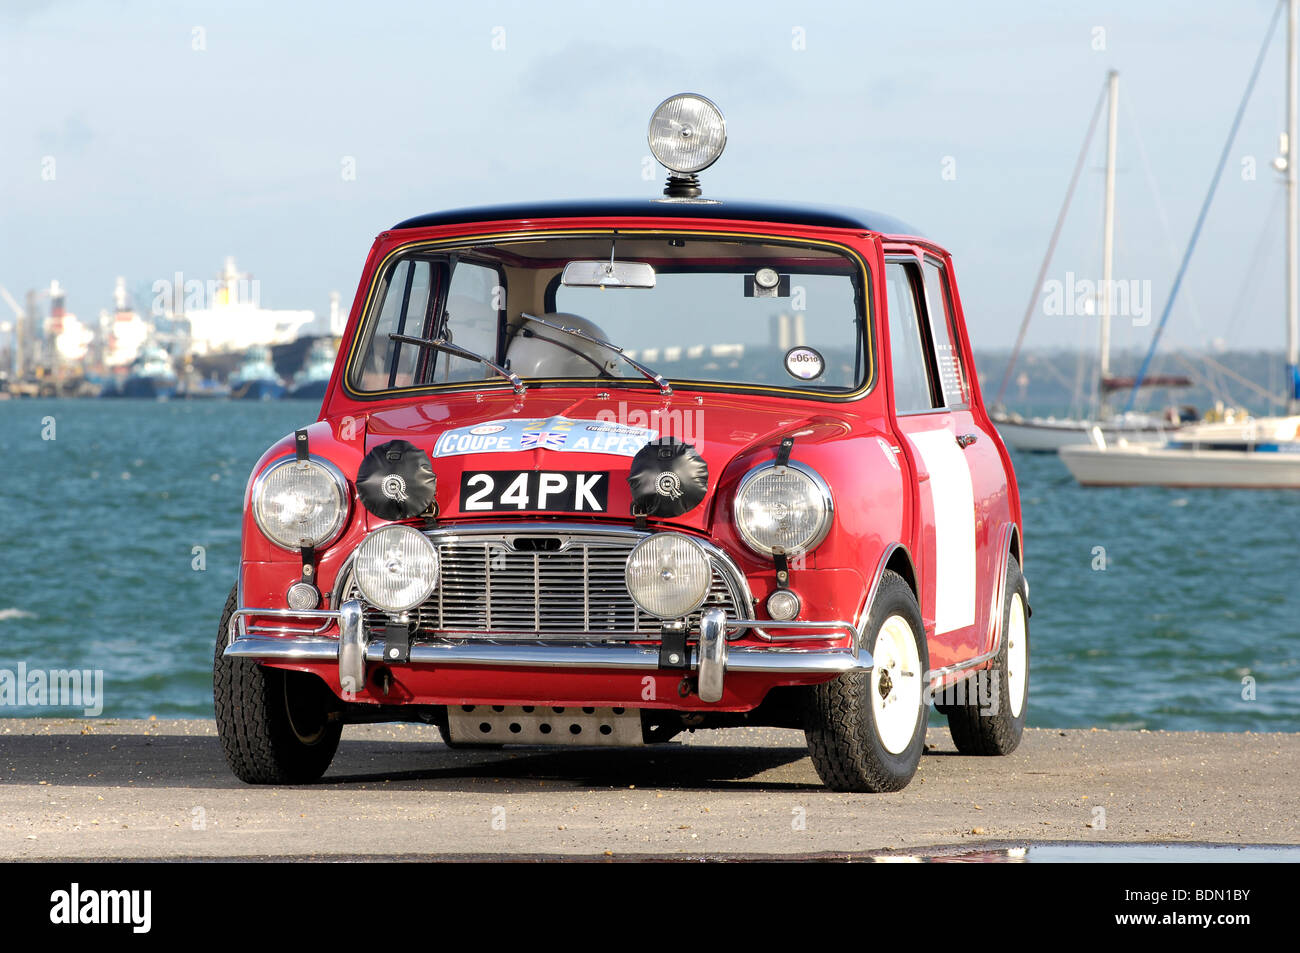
[{"x1": 224, "y1": 605, "x2": 871, "y2": 705}]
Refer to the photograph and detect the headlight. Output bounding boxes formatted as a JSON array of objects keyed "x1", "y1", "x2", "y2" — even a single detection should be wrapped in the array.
[
  {"x1": 352, "y1": 524, "x2": 440, "y2": 613},
  {"x1": 624, "y1": 533, "x2": 712, "y2": 619},
  {"x1": 733, "y1": 462, "x2": 833, "y2": 556},
  {"x1": 252, "y1": 457, "x2": 349, "y2": 551}
]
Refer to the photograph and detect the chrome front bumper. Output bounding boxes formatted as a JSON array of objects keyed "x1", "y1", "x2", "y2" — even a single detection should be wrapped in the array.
[{"x1": 224, "y1": 602, "x2": 872, "y2": 704}]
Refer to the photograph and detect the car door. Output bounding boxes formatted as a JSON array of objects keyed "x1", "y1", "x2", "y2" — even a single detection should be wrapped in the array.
[
  {"x1": 882, "y1": 255, "x2": 989, "y2": 670},
  {"x1": 916, "y1": 255, "x2": 1006, "y2": 659}
]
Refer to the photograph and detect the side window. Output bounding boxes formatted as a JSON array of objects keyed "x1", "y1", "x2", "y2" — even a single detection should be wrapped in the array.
[
  {"x1": 921, "y1": 259, "x2": 971, "y2": 407},
  {"x1": 885, "y1": 262, "x2": 936, "y2": 414},
  {"x1": 352, "y1": 259, "x2": 434, "y2": 391},
  {"x1": 431, "y1": 261, "x2": 502, "y2": 384}
]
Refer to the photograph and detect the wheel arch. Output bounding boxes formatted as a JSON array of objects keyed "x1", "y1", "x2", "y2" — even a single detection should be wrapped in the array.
[
  {"x1": 984, "y1": 521, "x2": 1024, "y2": 657},
  {"x1": 858, "y1": 542, "x2": 918, "y2": 634}
]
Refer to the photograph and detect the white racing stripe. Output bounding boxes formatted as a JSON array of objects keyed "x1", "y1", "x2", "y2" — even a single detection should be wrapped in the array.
[{"x1": 907, "y1": 428, "x2": 976, "y2": 635}]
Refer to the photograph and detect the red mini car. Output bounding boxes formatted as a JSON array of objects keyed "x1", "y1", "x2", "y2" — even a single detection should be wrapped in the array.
[{"x1": 216, "y1": 94, "x2": 1029, "y2": 792}]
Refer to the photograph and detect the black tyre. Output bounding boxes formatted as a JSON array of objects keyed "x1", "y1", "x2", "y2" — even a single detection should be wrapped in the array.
[
  {"x1": 943, "y1": 556, "x2": 1028, "y2": 755},
  {"x1": 213, "y1": 586, "x2": 343, "y2": 783},
  {"x1": 435, "y1": 728, "x2": 503, "y2": 750},
  {"x1": 804, "y1": 570, "x2": 929, "y2": 792}
]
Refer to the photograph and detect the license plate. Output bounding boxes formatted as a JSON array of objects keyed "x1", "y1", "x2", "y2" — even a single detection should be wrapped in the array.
[{"x1": 459, "y1": 470, "x2": 609, "y2": 512}]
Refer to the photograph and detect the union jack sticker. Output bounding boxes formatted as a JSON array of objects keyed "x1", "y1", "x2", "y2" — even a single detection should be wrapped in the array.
[{"x1": 521, "y1": 430, "x2": 568, "y2": 450}]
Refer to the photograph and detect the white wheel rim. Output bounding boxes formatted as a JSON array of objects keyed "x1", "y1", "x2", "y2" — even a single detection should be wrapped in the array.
[
  {"x1": 870, "y1": 614, "x2": 923, "y2": 754},
  {"x1": 1006, "y1": 592, "x2": 1027, "y2": 719}
]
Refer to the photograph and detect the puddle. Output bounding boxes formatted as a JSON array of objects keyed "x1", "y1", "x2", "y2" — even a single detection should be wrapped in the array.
[{"x1": 876, "y1": 843, "x2": 1300, "y2": 863}]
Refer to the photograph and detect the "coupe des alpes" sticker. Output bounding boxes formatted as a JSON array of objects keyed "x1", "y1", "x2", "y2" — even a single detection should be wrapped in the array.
[{"x1": 432, "y1": 416, "x2": 658, "y2": 458}]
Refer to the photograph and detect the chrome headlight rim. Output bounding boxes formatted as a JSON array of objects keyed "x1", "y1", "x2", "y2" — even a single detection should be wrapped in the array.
[
  {"x1": 647, "y1": 92, "x2": 728, "y2": 175},
  {"x1": 732, "y1": 460, "x2": 834, "y2": 557},
  {"x1": 624, "y1": 531, "x2": 713, "y2": 620},
  {"x1": 251, "y1": 455, "x2": 351, "y2": 552},
  {"x1": 351, "y1": 523, "x2": 440, "y2": 614}
]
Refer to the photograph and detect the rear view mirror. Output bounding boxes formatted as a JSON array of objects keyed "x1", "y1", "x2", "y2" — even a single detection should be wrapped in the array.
[{"x1": 561, "y1": 260, "x2": 656, "y2": 288}]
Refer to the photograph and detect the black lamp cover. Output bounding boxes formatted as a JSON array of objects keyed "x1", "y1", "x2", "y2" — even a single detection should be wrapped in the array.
[
  {"x1": 356, "y1": 439, "x2": 437, "y2": 520},
  {"x1": 627, "y1": 437, "x2": 708, "y2": 517}
]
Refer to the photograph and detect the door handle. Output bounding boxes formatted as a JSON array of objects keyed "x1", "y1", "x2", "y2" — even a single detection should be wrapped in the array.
[{"x1": 956, "y1": 433, "x2": 978, "y2": 449}]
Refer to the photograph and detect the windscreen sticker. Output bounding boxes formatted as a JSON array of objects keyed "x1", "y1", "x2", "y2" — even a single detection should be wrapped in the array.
[
  {"x1": 432, "y1": 416, "x2": 659, "y2": 458},
  {"x1": 784, "y1": 346, "x2": 825, "y2": 381}
]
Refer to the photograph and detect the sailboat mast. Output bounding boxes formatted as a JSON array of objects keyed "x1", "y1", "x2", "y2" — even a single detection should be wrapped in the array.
[
  {"x1": 1099, "y1": 69, "x2": 1119, "y2": 411},
  {"x1": 1287, "y1": 0, "x2": 1299, "y2": 413}
]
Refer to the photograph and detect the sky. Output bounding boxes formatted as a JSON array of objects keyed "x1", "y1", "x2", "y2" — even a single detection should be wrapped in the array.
[{"x1": 1, "y1": 0, "x2": 1295, "y2": 354}]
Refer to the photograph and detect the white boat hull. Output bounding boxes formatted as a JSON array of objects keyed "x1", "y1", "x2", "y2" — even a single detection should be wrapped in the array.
[
  {"x1": 993, "y1": 417, "x2": 1166, "y2": 453},
  {"x1": 1060, "y1": 443, "x2": 1300, "y2": 488}
]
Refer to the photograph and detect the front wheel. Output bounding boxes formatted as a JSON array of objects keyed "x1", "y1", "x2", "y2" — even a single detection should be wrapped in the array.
[
  {"x1": 213, "y1": 586, "x2": 343, "y2": 783},
  {"x1": 804, "y1": 570, "x2": 929, "y2": 792}
]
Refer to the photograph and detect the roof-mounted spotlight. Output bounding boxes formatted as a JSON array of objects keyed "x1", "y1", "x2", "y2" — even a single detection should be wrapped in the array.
[{"x1": 648, "y1": 93, "x2": 726, "y2": 200}]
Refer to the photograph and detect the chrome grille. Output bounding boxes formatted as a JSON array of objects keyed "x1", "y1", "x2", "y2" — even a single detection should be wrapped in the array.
[{"x1": 339, "y1": 527, "x2": 748, "y2": 641}]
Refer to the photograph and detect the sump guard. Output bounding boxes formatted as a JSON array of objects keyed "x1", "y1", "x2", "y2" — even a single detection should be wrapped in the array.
[{"x1": 446, "y1": 705, "x2": 644, "y2": 746}]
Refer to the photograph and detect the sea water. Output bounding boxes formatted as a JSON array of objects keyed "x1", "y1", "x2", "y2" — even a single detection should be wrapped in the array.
[{"x1": 0, "y1": 399, "x2": 1296, "y2": 727}]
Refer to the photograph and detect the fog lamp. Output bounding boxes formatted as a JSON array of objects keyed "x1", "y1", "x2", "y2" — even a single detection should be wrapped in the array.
[
  {"x1": 352, "y1": 524, "x2": 440, "y2": 613},
  {"x1": 624, "y1": 532, "x2": 712, "y2": 619}
]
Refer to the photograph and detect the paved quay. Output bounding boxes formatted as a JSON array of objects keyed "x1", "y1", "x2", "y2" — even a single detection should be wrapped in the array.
[{"x1": 1, "y1": 720, "x2": 1295, "y2": 860}]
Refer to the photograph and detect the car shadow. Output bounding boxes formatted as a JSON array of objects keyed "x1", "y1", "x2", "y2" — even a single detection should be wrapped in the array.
[
  {"x1": 322, "y1": 739, "x2": 822, "y2": 791},
  {"x1": 4, "y1": 727, "x2": 958, "y2": 792},
  {"x1": 0, "y1": 730, "x2": 823, "y2": 792}
]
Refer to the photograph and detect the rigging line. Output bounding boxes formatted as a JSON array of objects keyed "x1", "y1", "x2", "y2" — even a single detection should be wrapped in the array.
[
  {"x1": 1123, "y1": 92, "x2": 1210, "y2": 341},
  {"x1": 1025, "y1": 351, "x2": 1080, "y2": 397},
  {"x1": 994, "y1": 77, "x2": 1109, "y2": 407},
  {"x1": 1169, "y1": 352, "x2": 1221, "y2": 404},
  {"x1": 1121, "y1": 91, "x2": 1200, "y2": 409},
  {"x1": 1223, "y1": 191, "x2": 1284, "y2": 333},
  {"x1": 1192, "y1": 350, "x2": 1290, "y2": 407},
  {"x1": 1073, "y1": 318, "x2": 1092, "y2": 418},
  {"x1": 1082, "y1": 179, "x2": 1107, "y2": 417},
  {"x1": 1123, "y1": 0, "x2": 1285, "y2": 412}
]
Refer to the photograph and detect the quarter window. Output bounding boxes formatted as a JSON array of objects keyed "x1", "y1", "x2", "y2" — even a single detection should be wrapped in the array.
[{"x1": 921, "y1": 260, "x2": 970, "y2": 407}]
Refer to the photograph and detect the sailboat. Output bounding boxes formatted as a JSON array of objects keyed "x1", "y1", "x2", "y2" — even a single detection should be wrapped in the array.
[
  {"x1": 1061, "y1": 0, "x2": 1300, "y2": 488},
  {"x1": 992, "y1": 70, "x2": 1192, "y2": 452},
  {"x1": 1060, "y1": 415, "x2": 1300, "y2": 487}
]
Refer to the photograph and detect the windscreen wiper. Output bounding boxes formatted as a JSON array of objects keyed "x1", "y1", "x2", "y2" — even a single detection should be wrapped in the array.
[
  {"x1": 518, "y1": 312, "x2": 671, "y2": 396},
  {"x1": 389, "y1": 333, "x2": 526, "y2": 396}
]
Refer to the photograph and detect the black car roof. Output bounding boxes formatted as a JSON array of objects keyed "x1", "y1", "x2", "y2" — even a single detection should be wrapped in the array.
[{"x1": 392, "y1": 199, "x2": 923, "y2": 237}]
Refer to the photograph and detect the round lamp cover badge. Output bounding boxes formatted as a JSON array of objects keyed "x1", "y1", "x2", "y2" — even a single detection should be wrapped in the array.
[
  {"x1": 784, "y1": 346, "x2": 825, "y2": 381},
  {"x1": 381, "y1": 473, "x2": 408, "y2": 501}
]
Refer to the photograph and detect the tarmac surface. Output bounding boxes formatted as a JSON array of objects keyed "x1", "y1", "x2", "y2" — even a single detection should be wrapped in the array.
[{"x1": 1, "y1": 720, "x2": 1296, "y2": 860}]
